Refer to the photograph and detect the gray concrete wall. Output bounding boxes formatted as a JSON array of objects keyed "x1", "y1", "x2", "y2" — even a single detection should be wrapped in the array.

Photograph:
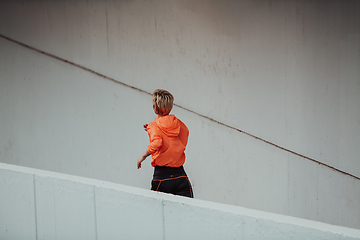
[
  {"x1": 0, "y1": 0, "x2": 359, "y2": 229},
  {"x1": 1, "y1": 162, "x2": 360, "y2": 240}
]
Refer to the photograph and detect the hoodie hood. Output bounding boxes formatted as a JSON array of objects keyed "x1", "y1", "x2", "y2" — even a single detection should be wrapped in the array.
[{"x1": 155, "y1": 115, "x2": 180, "y2": 137}]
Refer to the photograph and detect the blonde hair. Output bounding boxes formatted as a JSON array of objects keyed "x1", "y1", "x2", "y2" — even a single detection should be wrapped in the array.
[{"x1": 152, "y1": 89, "x2": 174, "y2": 116}]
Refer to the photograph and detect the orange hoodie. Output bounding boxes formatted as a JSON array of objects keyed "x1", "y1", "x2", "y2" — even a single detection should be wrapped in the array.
[{"x1": 146, "y1": 115, "x2": 189, "y2": 167}]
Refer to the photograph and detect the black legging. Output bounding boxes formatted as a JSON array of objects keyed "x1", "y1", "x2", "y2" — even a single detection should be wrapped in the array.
[{"x1": 151, "y1": 166, "x2": 193, "y2": 198}]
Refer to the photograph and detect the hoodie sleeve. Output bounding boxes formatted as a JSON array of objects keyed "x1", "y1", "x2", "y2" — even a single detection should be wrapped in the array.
[{"x1": 146, "y1": 122, "x2": 163, "y2": 155}]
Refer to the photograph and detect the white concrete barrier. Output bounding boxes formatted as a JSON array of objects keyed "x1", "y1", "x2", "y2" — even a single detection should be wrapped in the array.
[{"x1": 1, "y1": 162, "x2": 359, "y2": 240}]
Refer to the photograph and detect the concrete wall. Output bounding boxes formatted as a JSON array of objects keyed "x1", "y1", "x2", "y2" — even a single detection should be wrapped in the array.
[
  {"x1": 1, "y1": 162, "x2": 360, "y2": 240},
  {"x1": 0, "y1": 0, "x2": 360, "y2": 229}
]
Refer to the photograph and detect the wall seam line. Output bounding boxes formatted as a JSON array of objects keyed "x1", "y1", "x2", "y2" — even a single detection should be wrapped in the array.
[
  {"x1": 0, "y1": 33, "x2": 358, "y2": 181},
  {"x1": 33, "y1": 175, "x2": 39, "y2": 240},
  {"x1": 161, "y1": 199, "x2": 165, "y2": 240},
  {"x1": 93, "y1": 186, "x2": 98, "y2": 240}
]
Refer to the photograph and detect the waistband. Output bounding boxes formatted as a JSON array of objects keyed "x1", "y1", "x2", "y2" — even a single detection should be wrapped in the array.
[{"x1": 153, "y1": 165, "x2": 186, "y2": 178}]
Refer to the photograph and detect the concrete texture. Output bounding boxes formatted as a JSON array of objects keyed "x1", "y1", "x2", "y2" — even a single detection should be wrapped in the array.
[
  {"x1": 95, "y1": 187, "x2": 164, "y2": 239},
  {"x1": 0, "y1": 0, "x2": 359, "y2": 229},
  {"x1": 35, "y1": 176, "x2": 97, "y2": 239},
  {"x1": 1, "y1": 162, "x2": 360, "y2": 240},
  {"x1": 0, "y1": 169, "x2": 36, "y2": 240}
]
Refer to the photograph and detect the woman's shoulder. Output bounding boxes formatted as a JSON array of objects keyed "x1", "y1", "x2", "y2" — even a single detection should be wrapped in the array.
[
  {"x1": 177, "y1": 118, "x2": 189, "y2": 132},
  {"x1": 148, "y1": 121, "x2": 158, "y2": 128},
  {"x1": 147, "y1": 121, "x2": 161, "y2": 132}
]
